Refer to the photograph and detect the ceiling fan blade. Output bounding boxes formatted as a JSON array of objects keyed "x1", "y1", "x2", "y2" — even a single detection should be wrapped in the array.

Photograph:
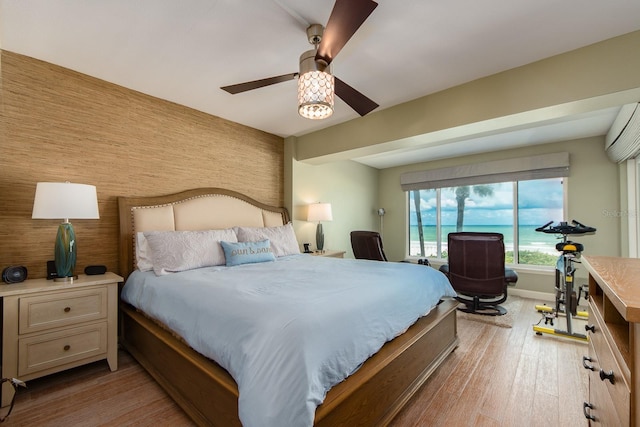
[
  {"x1": 221, "y1": 73, "x2": 298, "y2": 94},
  {"x1": 335, "y1": 77, "x2": 378, "y2": 116},
  {"x1": 316, "y1": 0, "x2": 378, "y2": 65}
]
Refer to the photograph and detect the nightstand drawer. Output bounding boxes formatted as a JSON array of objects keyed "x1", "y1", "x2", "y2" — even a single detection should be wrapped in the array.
[
  {"x1": 18, "y1": 322, "x2": 108, "y2": 376},
  {"x1": 19, "y1": 287, "x2": 108, "y2": 334}
]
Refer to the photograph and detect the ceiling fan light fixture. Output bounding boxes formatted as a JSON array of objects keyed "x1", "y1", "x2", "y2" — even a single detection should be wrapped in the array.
[
  {"x1": 298, "y1": 49, "x2": 334, "y2": 120},
  {"x1": 222, "y1": 2, "x2": 379, "y2": 120},
  {"x1": 298, "y1": 71, "x2": 334, "y2": 120}
]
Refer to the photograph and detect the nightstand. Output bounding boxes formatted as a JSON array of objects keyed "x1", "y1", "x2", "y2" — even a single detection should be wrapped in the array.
[
  {"x1": 0, "y1": 272, "x2": 122, "y2": 407},
  {"x1": 311, "y1": 249, "x2": 346, "y2": 258}
]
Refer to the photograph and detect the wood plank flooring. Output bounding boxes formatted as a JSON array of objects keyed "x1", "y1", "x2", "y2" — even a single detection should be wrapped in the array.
[
  {"x1": 391, "y1": 297, "x2": 588, "y2": 426},
  {"x1": 2, "y1": 298, "x2": 588, "y2": 426}
]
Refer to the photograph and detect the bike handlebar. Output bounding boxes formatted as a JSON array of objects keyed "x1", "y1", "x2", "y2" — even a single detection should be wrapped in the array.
[
  {"x1": 535, "y1": 220, "x2": 596, "y2": 235},
  {"x1": 535, "y1": 221, "x2": 554, "y2": 232}
]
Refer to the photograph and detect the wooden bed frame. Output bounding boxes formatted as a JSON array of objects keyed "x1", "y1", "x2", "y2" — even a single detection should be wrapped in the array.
[{"x1": 117, "y1": 188, "x2": 459, "y2": 426}]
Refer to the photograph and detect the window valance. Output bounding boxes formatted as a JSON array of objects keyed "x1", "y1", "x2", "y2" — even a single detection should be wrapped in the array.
[{"x1": 400, "y1": 152, "x2": 569, "y2": 191}]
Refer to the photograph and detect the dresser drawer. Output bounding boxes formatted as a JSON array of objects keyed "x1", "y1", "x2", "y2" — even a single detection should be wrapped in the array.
[
  {"x1": 589, "y1": 306, "x2": 630, "y2": 426},
  {"x1": 587, "y1": 348, "x2": 624, "y2": 426},
  {"x1": 18, "y1": 322, "x2": 107, "y2": 376},
  {"x1": 19, "y1": 287, "x2": 108, "y2": 334}
]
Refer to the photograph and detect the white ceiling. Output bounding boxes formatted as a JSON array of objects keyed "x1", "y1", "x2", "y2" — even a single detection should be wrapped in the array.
[{"x1": 2, "y1": 0, "x2": 640, "y2": 168}]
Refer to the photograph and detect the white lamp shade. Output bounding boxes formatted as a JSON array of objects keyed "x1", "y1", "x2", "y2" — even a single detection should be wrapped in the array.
[
  {"x1": 307, "y1": 203, "x2": 333, "y2": 222},
  {"x1": 32, "y1": 182, "x2": 100, "y2": 220}
]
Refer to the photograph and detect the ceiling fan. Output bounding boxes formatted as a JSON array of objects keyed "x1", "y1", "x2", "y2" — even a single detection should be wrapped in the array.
[{"x1": 221, "y1": 0, "x2": 379, "y2": 120}]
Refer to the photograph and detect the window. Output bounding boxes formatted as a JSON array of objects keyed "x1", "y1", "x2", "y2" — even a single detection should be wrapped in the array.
[{"x1": 408, "y1": 177, "x2": 565, "y2": 266}]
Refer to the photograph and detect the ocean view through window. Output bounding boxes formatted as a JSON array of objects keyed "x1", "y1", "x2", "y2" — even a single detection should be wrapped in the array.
[{"x1": 408, "y1": 178, "x2": 565, "y2": 266}]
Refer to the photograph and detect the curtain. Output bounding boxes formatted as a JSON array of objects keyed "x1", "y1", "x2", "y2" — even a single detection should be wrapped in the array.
[{"x1": 400, "y1": 152, "x2": 569, "y2": 191}]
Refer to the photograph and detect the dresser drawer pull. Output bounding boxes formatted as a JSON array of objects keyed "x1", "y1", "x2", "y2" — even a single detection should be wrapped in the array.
[
  {"x1": 599, "y1": 369, "x2": 615, "y2": 384},
  {"x1": 64, "y1": 307, "x2": 71, "y2": 313},
  {"x1": 582, "y1": 355, "x2": 595, "y2": 371},
  {"x1": 63, "y1": 344, "x2": 71, "y2": 351},
  {"x1": 583, "y1": 402, "x2": 595, "y2": 421},
  {"x1": 585, "y1": 324, "x2": 595, "y2": 333}
]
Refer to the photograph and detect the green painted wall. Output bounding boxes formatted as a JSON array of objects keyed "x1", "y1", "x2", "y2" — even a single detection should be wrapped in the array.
[
  {"x1": 379, "y1": 137, "x2": 618, "y2": 294},
  {"x1": 288, "y1": 30, "x2": 640, "y2": 295}
]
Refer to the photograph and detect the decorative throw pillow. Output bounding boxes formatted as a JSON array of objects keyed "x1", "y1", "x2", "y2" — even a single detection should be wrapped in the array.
[
  {"x1": 220, "y1": 239, "x2": 276, "y2": 266},
  {"x1": 135, "y1": 232, "x2": 153, "y2": 272},
  {"x1": 144, "y1": 229, "x2": 238, "y2": 275},
  {"x1": 234, "y1": 223, "x2": 300, "y2": 257}
]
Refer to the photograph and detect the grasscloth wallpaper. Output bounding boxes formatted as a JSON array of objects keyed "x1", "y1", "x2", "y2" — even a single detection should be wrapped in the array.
[{"x1": 0, "y1": 50, "x2": 284, "y2": 279}]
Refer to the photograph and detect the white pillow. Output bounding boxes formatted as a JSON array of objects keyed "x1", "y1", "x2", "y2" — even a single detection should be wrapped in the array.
[
  {"x1": 234, "y1": 223, "x2": 300, "y2": 257},
  {"x1": 135, "y1": 232, "x2": 153, "y2": 272},
  {"x1": 144, "y1": 229, "x2": 238, "y2": 275}
]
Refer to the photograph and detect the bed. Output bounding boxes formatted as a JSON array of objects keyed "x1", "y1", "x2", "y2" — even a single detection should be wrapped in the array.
[{"x1": 118, "y1": 188, "x2": 459, "y2": 427}]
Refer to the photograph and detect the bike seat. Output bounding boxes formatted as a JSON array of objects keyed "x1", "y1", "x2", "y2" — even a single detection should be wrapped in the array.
[{"x1": 556, "y1": 241, "x2": 584, "y2": 253}]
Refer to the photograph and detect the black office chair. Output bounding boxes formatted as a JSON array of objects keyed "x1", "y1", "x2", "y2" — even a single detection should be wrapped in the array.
[
  {"x1": 350, "y1": 231, "x2": 388, "y2": 261},
  {"x1": 439, "y1": 232, "x2": 518, "y2": 316}
]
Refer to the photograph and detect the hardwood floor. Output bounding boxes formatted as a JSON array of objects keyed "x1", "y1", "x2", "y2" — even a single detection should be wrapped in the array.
[
  {"x1": 3, "y1": 297, "x2": 588, "y2": 426},
  {"x1": 391, "y1": 297, "x2": 588, "y2": 426}
]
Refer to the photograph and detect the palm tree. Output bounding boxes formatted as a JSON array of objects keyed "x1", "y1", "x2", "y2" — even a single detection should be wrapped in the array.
[
  {"x1": 454, "y1": 185, "x2": 494, "y2": 231},
  {"x1": 412, "y1": 190, "x2": 425, "y2": 256},
  {"x1": 412, "y1": 185, "x2": 494, "y2": 257}
]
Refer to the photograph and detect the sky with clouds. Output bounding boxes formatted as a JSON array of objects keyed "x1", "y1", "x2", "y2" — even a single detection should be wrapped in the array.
[{"x1": 410, "y1": 178, "x2": 563, "y2": 226}]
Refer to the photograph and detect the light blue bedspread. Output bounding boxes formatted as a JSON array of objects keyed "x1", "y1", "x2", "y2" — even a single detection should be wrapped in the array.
[{"x1": 121, "y1": 255, "x2": 456, "y2": 427}]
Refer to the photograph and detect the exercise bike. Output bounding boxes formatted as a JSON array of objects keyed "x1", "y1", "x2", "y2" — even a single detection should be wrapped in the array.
[{"x1": 532, "y1": 220, "x2": 596, "y2": 342}]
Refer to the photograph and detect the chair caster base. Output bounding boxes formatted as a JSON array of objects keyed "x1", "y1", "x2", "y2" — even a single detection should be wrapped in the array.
[{"x1": 457, "y1": 304, "x2": 507, "y2": 316}]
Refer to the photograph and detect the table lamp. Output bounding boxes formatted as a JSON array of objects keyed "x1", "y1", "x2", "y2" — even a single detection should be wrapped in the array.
[
  {"x1": 32, "y1": 182, "x2": 100, "y2": 281},
  {"x1": 307, "y1": 202, "x2": 332, "y2": 252}
]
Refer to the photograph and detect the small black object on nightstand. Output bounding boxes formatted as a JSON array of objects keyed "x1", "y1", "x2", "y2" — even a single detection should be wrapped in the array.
[
  {"x1": 84, "y1": 265, "x2": 107, "y2": 275},
  {"x1": 46, "y1": 260, "x2": 58, "y2": 280},
  {"x1": 2, "y1": 266, "x2": 27, "y2": 284}
]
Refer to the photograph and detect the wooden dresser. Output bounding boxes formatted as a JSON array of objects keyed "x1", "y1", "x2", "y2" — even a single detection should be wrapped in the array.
[
  {"x1": 582, "y1": 256, "x2": 640, "y2": 425},
  {"x1": 0, "y1": 273, "x2": 121, "y2": 407}
]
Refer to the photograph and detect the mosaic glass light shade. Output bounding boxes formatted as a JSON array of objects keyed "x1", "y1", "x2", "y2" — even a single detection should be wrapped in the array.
[{"x1": 298, "y1": 70, "x2": 335, "y2": 120}]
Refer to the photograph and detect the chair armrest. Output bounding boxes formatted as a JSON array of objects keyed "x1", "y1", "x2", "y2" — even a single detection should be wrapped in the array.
[{"x1": 505, "y1": 268, "x2": 518, "y2": 285}]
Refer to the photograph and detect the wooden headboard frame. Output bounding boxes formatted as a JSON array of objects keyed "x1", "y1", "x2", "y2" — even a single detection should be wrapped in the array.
[{"x1": 118, "y1": 188, "x2": 290, "y2": 280}]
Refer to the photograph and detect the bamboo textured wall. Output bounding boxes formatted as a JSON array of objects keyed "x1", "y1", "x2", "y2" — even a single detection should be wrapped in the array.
[{"x1": 0, "y1": 50, "x2": 284, "y2": 279}]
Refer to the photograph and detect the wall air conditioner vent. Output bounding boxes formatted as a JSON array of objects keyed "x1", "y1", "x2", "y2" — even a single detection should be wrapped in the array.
[{"x1": 606, "y1": 102, "x2": 640, "y2": 163}]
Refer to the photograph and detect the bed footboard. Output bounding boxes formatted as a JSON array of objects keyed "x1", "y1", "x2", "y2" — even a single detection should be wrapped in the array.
[
  {"x1": 120, "y1": 298, "x2": 458, "y2": 427},
  {"x1": 120, "y1": 303, "x2": 241, "y2": 427},
  {"x1": 316, "y1": 297, "x2": 459, "y2": 426}
]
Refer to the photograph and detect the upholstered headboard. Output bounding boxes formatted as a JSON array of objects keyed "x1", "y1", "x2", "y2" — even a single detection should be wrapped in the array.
[{"x1": 118, "y1": 188, "x2": 290, "y2": 279}]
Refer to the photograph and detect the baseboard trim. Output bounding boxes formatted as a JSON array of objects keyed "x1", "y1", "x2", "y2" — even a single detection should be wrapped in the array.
[{"x1": 509, "y1": 288, "x2": 555, "y2": 302}]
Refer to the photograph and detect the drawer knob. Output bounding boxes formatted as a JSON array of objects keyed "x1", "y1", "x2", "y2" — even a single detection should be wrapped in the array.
[
  {"x1": 583, "y1": 402, "x2": 595, "y2": 421},
  {"x1": 585, "y1": 324, "x2": 595, "y2": 333},
  {"x1": 63, "y1": 345, "x2": 71, "y2": 351},
  {"x1": 64, "y1": 307, "x2": 71, "y2": 313},
  {"x1": 582, "y1": 355, "x2": 595, "y2": 371},
  {"x1": 599, "y1": 369, "x2": 615, "y2": 384}
]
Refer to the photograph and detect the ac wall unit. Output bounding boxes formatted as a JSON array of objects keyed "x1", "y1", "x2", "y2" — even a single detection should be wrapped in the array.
[{"x1": 606, "y1": 102, "x2": 640, "y2": 163}]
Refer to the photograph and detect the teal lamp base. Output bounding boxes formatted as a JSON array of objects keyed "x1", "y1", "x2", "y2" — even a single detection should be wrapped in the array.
[
  {"x1": 316, "y1": 223, "x2": 325, "y2": 252},
  {"x1": 54, "y1": 222, "x2": 78, "y2": 282}
]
